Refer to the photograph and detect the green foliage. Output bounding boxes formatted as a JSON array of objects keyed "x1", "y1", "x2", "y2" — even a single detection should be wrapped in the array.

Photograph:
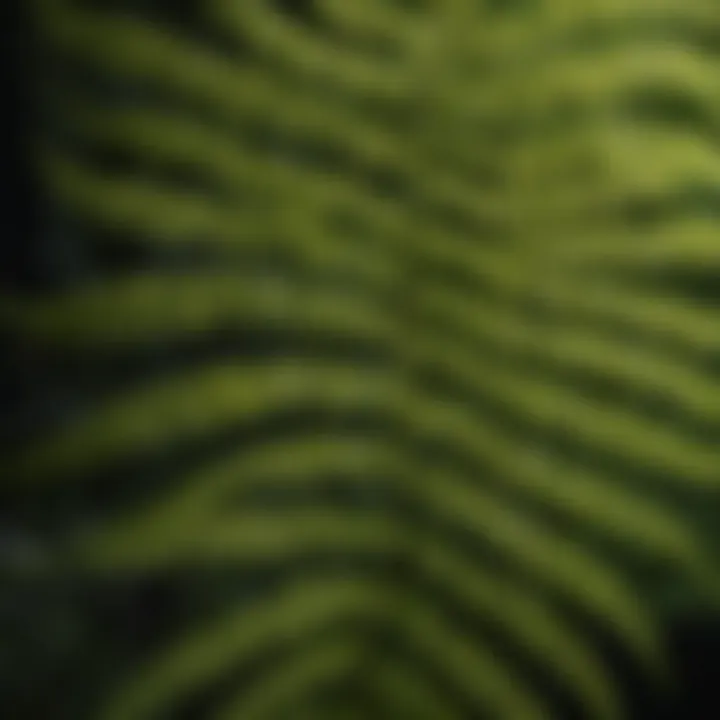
[{"x1": 4, "y1": 0, "x2": 720, "y2": 717}]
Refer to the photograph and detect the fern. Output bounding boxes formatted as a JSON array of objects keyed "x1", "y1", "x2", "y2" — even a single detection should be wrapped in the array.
[{"x1": 4, "y1": 0, "x2": 720, "y2": 717}]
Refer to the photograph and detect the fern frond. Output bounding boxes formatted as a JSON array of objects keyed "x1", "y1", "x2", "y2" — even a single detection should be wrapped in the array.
[
  {"x1": 214, "y1": 633, "x2": 362, "y2": 720},
  {"x1": 4, "y1": 362, "x2": 390, "y2": 485},
  {"x1": 10, "y1": 0, "x2": 720, "y2": 718},
  {"x1": 98, "y1": 577, "x2": 382, "y2": 720}
]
